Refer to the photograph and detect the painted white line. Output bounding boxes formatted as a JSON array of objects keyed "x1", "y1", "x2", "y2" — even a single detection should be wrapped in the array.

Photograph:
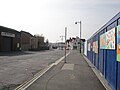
[
  {"x1": 54, "y1": 52, "x2": 71, "y2": 65},
  {"x1": 14, "y1": 65, "x2": 53, "y2": 90},
  {"x1": 14, "y1": 51, "x2": 71, "y2": 90}
]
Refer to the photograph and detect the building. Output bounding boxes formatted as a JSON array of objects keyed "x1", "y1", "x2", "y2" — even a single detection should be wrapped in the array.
[
  {"x1": 57, "y1": 42, "x2": 65, "y2": 50},
  {"x1": 0, "y1": 26, "x2": 21, "y2": 52},
  {"x1": 37, "y1": 35, "x2": 44, "y2": 48},
  {"x1": 66, "y1": 37, "x2": 85, "y2": 53},
  {"x1": 20, "y1": 31, "x2": 33, "y2": 51},
  {"x1": 34, "y1": 35, "x2": 44, "y2": 49},
  {"x1": 30, "y1": 35, "x2": 49, "y2": 50},
  {"x1": 31, "y1": 36, "x2": 38, "y2": 50}
]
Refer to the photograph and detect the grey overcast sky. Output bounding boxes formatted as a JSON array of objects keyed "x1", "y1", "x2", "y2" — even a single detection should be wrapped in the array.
[{"x1": 0, "y1": 0, "x2": 120, "y2": 42}]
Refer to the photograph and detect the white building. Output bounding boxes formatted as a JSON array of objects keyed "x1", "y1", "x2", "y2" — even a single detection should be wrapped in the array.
[
  {"x1": 58, "y1": 42, "x2": 65, "y2": 50},
  {"x1": 66, "y1": 37, "x2": 85, "y2": 53}
]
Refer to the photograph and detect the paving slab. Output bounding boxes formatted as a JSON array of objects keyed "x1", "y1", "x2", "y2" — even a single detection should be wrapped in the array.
[{"x1": 61, "y1": 64, "x2": 74, "y2": 70}]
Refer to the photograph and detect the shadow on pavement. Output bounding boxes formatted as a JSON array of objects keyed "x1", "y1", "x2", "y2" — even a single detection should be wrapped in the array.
[{"x1": 0, "y1": 51, "x2": 34, "y2": 56}]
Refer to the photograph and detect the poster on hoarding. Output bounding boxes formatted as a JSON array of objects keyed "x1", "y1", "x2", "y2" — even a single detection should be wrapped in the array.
[
  {"x1": 93, "y1": 42, "x2": 95, "y2": 52},
  {"x1": 100, "y1": 28, "x2": 115, "y2": 49},
  {"x1": 117, "y1": 25, "x2": 120, "y2": 62},
  {"x1": 93, "y1": 41, "x2": 98, "y2": 53},
  {"x1": 106, "y1": 28, "x2": 115, "y2": 49},
  {"x1": 95, "y1": 41, "x2": 98, "y2": 53},
  {"x1": 88, "y1": 43, "x2": 91, "y2": 51},
  {"x1": 100, "y1": 33, "x2": 106, "y2": 49}
]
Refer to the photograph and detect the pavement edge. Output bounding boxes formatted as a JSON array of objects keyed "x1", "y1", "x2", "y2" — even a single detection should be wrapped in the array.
[{"x1": 82, "y1": 54, "x2": 112, "y2": 90}]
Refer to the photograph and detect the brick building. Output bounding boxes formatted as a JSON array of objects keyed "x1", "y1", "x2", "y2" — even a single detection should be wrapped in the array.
[
  {"x1": 31, "y1": 36, "x2": 38, "y2": 49},
  {"x1": 20, "y1": 31, "x2": 33, "y2": 51},
  {"x1": 0, "y1": 26, "x2": 21, "y2": 51}
]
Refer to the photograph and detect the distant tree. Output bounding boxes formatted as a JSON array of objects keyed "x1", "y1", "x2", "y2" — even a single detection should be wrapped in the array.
[{"x1": 46, "y1": 39, "x2": 49, "y2": 46}]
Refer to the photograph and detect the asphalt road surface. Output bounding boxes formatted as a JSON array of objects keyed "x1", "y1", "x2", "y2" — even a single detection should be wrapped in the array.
[{"x1": 0, "y1": 50, "x2": 66, "y2": 90}]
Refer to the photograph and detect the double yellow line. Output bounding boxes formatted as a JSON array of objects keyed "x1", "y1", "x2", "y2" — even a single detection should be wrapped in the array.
[{"x1": 14, "y1": 52, "x2": 71, "y2": 90}]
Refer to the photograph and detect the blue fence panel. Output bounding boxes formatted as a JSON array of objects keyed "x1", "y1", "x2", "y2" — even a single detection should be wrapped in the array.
[
  {"x1": 87, "y1": 40, "x2": 89, "y2": 59},
  {"x1": 87, "y1": 40, "x2": 91, "y2": 60},
  {"x1": 106, "y1": 50, "x2": 116, "y2": 90},
  {"x1": 90, "y1": 39, "x2": 93, "y2": 63},
  {"x1": 98, "y1": 30, "x2": 105, "y2": 75},
  {"x1": 105, "y1": 22, "x2": 117, "y2": 90},
  {"x1": 96, "y1": 34, "x2": 99, "y2": 69},
  {"x1": 117, "y1": 62, "x2": 120, "y2": 90},
  {"x1": 88, "y1": 52, "x2": 90, "y2": 60},
  {"x1": 87, "y1": 39, "x2": 92, "y2": 61},
  {"x1": 94, "y1": 34, "x2": 99, "y2": 69},
  {"x1": 90, "y1": 35, "x2": 99, "y2": 68},
  {"x1": 98, "y1": 41, "x2": 104, "y2": 73},
  {"x1": 93, "y1": 36, "x2": 95, "y2": 66},
  {"x1": 102, "y1": 29, "x2": 107, "y2": 77},
  {"x1": 97, "y1": 33, "x2": 100, "y2": 71}
]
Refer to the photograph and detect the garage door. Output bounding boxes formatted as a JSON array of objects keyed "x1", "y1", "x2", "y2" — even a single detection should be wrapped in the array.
[{"x1": 2, "y1": 36, "x2": 12, "y2": 51}]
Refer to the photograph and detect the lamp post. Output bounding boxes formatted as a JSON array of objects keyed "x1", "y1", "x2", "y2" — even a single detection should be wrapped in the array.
[{"x1": 75, "y1": 21, "x2": 81, "y2": 53}]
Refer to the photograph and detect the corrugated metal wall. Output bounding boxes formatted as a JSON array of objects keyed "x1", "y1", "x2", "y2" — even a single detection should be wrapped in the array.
[{"x1": 87, "y1": 12, "x2": 120, "y2": 90}]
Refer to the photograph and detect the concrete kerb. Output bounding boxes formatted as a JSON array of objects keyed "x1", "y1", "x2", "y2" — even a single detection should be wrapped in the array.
[
  {"x1": 14, "y1": 51, "x2": 71, "y2": 90},
  {"x1": 82, "y1": 54, "x2": 112, "y2": 90},
  {"x1": 54, "y1": 51, "x2": 71, "y2": 65}
]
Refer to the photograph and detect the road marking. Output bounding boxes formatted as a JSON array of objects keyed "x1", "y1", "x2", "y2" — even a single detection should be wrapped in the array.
[
  {"x1": 14, "y1": 51, "x2": 71, "y2": 90},
  {"x1": 54, "y1": 52, "x2": 71, "y2": 65}
]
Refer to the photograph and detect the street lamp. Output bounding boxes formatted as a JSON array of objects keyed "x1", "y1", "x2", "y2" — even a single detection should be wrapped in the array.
[
  {"x1": 75, "y1": 21, "x2": 81, "y2": 53},
  {"x1": 65, "y1": 27, "x2": 67, "y2": 63}
]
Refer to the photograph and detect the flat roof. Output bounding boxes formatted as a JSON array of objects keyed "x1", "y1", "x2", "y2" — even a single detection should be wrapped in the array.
[{"x1": 0, "y1": 25, "x2": 20, "y2": 33}]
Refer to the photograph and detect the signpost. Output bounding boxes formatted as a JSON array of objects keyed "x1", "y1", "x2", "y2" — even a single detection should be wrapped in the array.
[{"x1": 65, "y1": 27, "x2": 67, "y2": 63}]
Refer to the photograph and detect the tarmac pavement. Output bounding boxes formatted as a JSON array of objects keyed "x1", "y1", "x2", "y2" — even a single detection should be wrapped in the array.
[{"x1": 26, "y1": 50, "x2": 106, "y2": 90}]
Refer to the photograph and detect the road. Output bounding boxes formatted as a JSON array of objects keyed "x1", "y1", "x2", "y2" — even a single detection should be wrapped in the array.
[{"x1": 0, "y1": 50, "x2": 66, "y2": 90}]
